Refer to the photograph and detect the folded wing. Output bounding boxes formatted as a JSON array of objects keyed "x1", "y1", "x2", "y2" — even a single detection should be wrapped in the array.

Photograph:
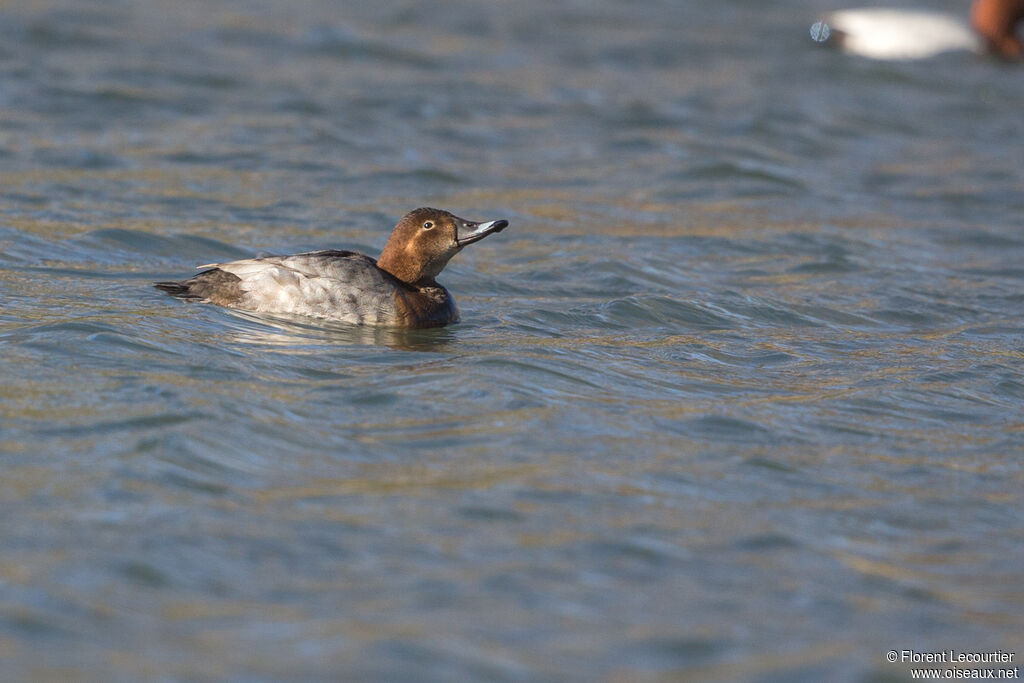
[{"x1": 175, "y1": 250, "x2": 401, "y2": 324}]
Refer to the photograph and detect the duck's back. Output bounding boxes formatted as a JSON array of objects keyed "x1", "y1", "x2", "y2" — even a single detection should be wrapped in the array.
[{"x1": 163, "y1": 250, "x2": 403, "y2": 325}]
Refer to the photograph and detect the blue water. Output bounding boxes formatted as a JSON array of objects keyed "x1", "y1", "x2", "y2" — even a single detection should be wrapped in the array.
[{"x1": 1, "y1": 0, "x2": 1022, "y2": 680}]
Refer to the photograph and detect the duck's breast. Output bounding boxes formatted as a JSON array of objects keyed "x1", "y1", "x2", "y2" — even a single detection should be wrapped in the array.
[{"x1": 393, "y1": 284, "x2": 459, "y2": 328}]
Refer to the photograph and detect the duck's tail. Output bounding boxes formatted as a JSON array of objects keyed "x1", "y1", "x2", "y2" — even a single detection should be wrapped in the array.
[
  {"x1": 154, "y1": 280, "x2": 195, "y2": 298},
  {"x1": 155, "y1": 268, "x2": 243, "y2": 304}
]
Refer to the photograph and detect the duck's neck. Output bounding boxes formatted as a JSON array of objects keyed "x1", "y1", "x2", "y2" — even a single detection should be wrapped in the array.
[{"x1": 377, "y1": 247, "x2": 432, "y2": 287}]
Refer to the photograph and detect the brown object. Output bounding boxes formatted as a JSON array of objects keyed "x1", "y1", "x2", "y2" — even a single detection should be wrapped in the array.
[{"x1": 971, "y1": 0, "x2": 1024, "y2": 57}]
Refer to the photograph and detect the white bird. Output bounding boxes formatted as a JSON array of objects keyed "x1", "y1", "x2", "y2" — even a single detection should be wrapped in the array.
[
  {"x1": 815, "y1": 0, "x2": 1024, "y2": 60},
  {"x1": 819, "y1": 8, "x2": 979, "y2": 60}
]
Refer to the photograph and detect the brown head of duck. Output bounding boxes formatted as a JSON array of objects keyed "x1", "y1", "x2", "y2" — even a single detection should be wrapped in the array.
[{"x1": 376, "y1": 207, "x2": 509, "y2": 287}]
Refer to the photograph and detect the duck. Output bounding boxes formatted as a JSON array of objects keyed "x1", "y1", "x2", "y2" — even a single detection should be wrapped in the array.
[
  {"x1": 816, "y1": 0, "x2": 1023, "y2": 60},
  {"x1": 155, "y1": 207, "x2": 508, "y2": 328}
]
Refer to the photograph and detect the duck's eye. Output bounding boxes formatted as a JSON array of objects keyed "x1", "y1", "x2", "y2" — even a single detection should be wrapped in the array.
[{"x1": 422, "y1": 221, "x2": 434, "y2": 230}]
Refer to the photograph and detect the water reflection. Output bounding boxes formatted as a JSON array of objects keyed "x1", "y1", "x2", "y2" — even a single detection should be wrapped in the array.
[{"x1": 218, "y1": 308, "x2": 458, "y2": 352}]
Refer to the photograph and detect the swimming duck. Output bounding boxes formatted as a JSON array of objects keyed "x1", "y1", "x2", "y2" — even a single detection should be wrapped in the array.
[
  {"x1": 156, "y1": 207, "x2": 508, "y2": 328},
  {"x1": 816, "y1": 0, "x2": 1023, "y2": 60}
]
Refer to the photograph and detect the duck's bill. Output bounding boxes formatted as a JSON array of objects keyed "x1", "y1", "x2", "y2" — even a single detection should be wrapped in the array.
[{"x1": 455, "y1": 218, "x2": 509, "y2": 247}]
